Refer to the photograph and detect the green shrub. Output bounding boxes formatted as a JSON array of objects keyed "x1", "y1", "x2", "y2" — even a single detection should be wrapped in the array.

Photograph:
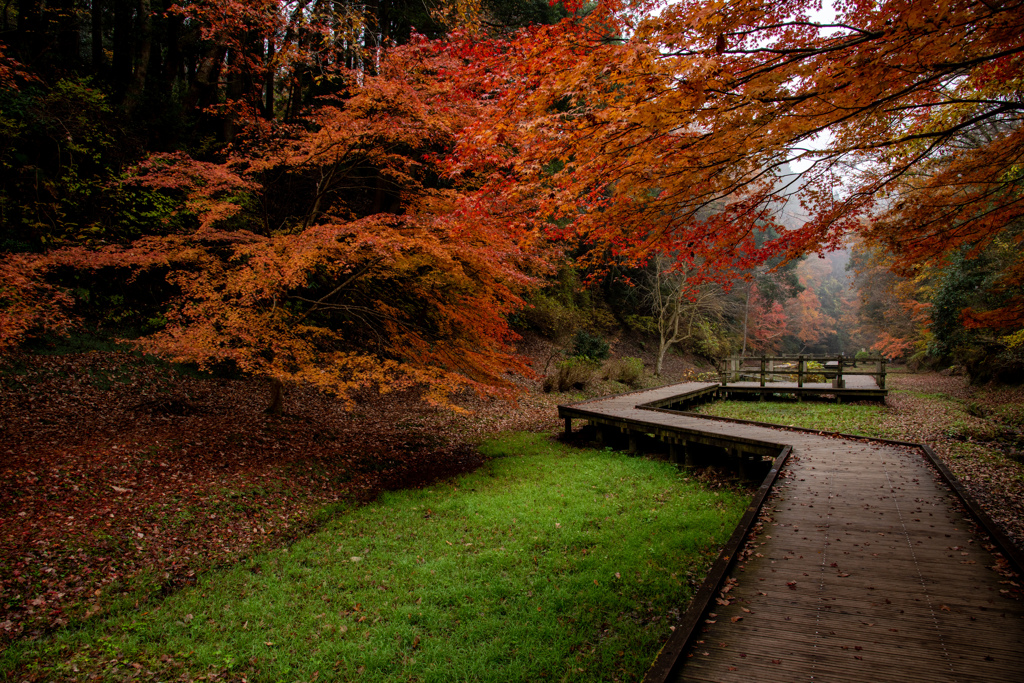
[
  {"x1": 543, "y1": 356, "x2": 600, "y2": 392},
  {"x1": 571, "y1": 330, "x2": 609, "y2": 360},
  {"x1": 693, "y1": 319, "x2": 732, "y2": 358},
  {"x1": 604, "y1": 356, "x2": 644, "y2": 388},
  {"x1": 855, "y1": 350, "x2": 873, "y2": 362},
  {"x1": 623, "y1": 314, "x2": 657, "y2": 334},
  {"x1": 804, "y1": 360, "x2": 827, "y2": 383},
  {"x1": 519, "y1": 294, "x2": 583, "y2": 339}
]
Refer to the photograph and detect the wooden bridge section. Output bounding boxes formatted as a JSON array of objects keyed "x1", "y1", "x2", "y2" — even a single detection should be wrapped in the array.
[
  {"x1": 719, "y1": 354, "x2": 888, "y2": 403},
  {"x1": 557, "y1": 383, "x2": 1024, "y2": 682}
]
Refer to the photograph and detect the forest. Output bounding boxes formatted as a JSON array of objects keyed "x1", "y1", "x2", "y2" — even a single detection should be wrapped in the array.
[
  {"x1": 3, "y1": 2, "x2": 1024, "y2": 679},
  {"x1": 0, "y1": 0, "x2": 1021, "y2": 396}
]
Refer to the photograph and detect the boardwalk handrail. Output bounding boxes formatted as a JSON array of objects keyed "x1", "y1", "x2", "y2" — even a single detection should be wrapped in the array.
[{"x1": 719, "y1": 353, "x2": 887, "y2": 389}]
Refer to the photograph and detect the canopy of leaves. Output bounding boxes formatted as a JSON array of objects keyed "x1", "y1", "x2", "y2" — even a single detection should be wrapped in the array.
[{"x1": 3, "y1": 0, "x2": 1024, "y2": 395}]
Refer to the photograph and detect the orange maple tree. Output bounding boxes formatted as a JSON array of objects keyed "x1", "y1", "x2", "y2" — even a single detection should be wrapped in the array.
[{"x1": 4, "y1": 39, "x2": 541, "y2": 407}]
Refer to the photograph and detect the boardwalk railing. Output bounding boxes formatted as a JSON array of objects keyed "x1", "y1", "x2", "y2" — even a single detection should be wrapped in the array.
[{"x1": 719, "y1": 353, "x2": 886, "y2": 389}]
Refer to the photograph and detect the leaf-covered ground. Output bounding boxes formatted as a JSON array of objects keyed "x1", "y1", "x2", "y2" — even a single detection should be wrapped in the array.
[
  {"x1": 881, "y1": 371, "x2": 1024, "y2": 551},
  {"x1": 0, "y1": 349, "x2": 562, "y2": 647}
]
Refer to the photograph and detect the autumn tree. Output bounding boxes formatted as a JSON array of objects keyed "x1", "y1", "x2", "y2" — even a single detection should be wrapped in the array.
[
  {"x1": 1, "y1": 38, "x2": 545, "y2": 408},
  {"x1": 849, "y1": 241, "x2": 931, "y2": 361},
  {"x1": 450, "y1": 0, "x2": 1024, "y2": 367},
  {"x1": 640, "y1": 254, "x2": 733, "y2": 375}
]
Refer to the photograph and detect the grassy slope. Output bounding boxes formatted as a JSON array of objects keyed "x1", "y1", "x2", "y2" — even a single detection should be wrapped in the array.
[{"x1": 4, "y1": 433, "x2": 747, "y2": 682}]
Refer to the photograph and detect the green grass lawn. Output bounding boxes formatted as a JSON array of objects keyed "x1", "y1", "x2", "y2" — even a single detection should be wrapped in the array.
[
  {"x1": 694, "y1": 398, "x2": 893, "y2": 438},
  {"x1": 4, "y1": 433, "x2": 746, "y2": 682}
]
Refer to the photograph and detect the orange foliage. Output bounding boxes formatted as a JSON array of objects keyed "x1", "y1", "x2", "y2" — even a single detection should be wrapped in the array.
[
  {"x1": 447, "y1": 0, "x2": 1024, "y2": 311},
  {"x1": 5, "y1": 41, "x2": 541, "y2": 406},
  {"x1": 748, "y1": 291, "x2": 788, "y2": 353}
]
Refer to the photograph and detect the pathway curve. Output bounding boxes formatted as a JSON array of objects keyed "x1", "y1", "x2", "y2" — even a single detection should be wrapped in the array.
[{"x1": 563, "y1": 383, "x2": 1024, "y2": 681}]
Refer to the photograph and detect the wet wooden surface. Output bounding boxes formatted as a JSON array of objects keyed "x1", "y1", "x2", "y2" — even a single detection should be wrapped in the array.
[
  {"x1": 721, "y1": 374, "x2": 880, "y2": 391},
  {"x1": 565, "y1": 383, "x2": 1024, "y2": 682}
]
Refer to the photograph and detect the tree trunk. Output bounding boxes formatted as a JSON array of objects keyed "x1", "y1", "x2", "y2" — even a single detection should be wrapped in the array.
[
  {"x1": 656, "y1": 336, "x2": 668, "y2": 377},
  {"x1": 264, "y1": 37, "x2": 275, "y2": 119},
  {"x1": 741, "y1": 281, "x2": 752, "y2": 356},
  {"x1": 55, "y1": 0, "x2": 80, "y2": 66},
  {"x1": 91, "y1": 0, "x2": 104, "y2": 69},
  {"x1": 124, "y1": 0, "x2": 152, "y2": 114},
  {"x1": 265, "y1": 378, "x2": 285, "y2": 414},
  {"x1": 112, "y1": 0, "x2": 135, "y2": 97},
  {"x1": 16, "y1": 0, "x2": 43, "y2": 60}
]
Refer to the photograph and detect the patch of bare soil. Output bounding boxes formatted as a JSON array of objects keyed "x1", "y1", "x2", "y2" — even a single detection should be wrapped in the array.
[
  {"x1": 0, "y1": 350, "x2": 559, "y2": 647},
  {"x1": 883, "y1": 372, "x2": 1024, "y2": 552}
]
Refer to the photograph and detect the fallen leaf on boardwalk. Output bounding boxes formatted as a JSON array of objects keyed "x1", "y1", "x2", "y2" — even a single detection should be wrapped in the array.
[
  {"x1": 787, "y1": 581, "x2": 797, "y2": 589},
  {"x1": 838, "y1": 572, "x2": 850, "y2": 577},
  {"x1": 741, "y1": 607, "x2": 751, "y2": 613},
  {"x1": 771, "y1": 659, "x2": 781, "y2": 664},
  {"x1": 940, "y1": 605, "x2": 951, "y2": 611},
  {"x1": 731, "y1": 616, "x2": 743, "y2": 622}
]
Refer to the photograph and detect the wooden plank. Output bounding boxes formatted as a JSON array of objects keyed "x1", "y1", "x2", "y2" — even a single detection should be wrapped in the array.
[{"x1": 557, "y1": 383, "x2": 1024, "y2": 682}]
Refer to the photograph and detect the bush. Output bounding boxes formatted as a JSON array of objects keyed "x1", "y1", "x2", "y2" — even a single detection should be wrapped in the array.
[
  {"x1": 571, "y1": 330, "x2": 610, "y2": 360},
  {"x1": 603, "y1": 357, "x2": 644, "y2": 388},
  {"x1": 542, "y1": 357, "x2": 600, "y2": 392},
  {"x1": 623, "y1": 314, "x2": 657, "y2": 334},
  {"x1": 519, "y1": 293, "x2": 582, "y2": 339},
  {"x1": 855, "y1": 350, "x2": 873, "y2": 362},
  {"x1": 693, "y1": 320, "x2": 732, "y2": 359},
  {"x1": 805, "y1": 360, "x2": 827, "y2": 383}
]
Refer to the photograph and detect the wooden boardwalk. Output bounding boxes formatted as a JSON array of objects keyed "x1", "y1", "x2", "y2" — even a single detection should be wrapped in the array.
[
  {"x1": 558, "y1": 383, "x2": 1024, "y2": 682},
  {"x1": 720, "y1": 375, "x2": 887, "y2": 402}
]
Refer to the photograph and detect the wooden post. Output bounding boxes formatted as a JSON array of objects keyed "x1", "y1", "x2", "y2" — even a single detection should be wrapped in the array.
[
  {"x1": 760, "y1": 353, "x2": 767, "y2": 387},
  {"x1": 879, "y1": 356, "x2": 886, "y2": 390},
  {"x1": 683, "y1": 441, "x2": 695, "y2": 470},
  {"x1": 564, "y1": 416, "x2": 572, "y2": 436},
  {"x1": 628, "y1": 431, "x2": 638, "y2": 455},
  {"x1": 833, "y1": 354, "x2": 846, "y2": 389},
  {"x1": 797, "y1": 355, "x2": 805, "y2": 388}
]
